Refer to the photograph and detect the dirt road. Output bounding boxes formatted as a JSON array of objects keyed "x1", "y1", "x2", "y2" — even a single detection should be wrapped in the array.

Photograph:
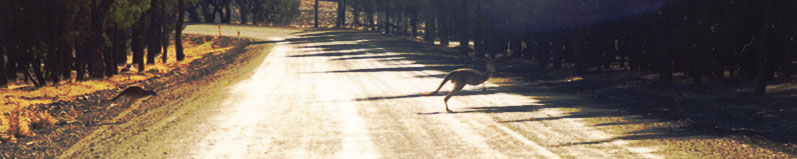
[{"x1": 59, "y1": 25, "x2": 792, "y2": 158}]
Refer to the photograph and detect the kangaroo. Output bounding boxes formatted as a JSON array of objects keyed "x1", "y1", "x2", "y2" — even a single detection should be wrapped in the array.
[
  {"x1": 108, "y1": 86, "x2": 157, "y2": 102},
  {"x1": 421, "y1": 61, "x2": 496, "y2": 112}
]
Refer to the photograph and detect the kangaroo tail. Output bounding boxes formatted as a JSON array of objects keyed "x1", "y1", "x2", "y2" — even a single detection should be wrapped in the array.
[
  {"x1": 420, "y1": 73, "x2": 453, "y2": 96},
  {"x1": 109, "y1": 93, "x2": 124, "y2": 101}
]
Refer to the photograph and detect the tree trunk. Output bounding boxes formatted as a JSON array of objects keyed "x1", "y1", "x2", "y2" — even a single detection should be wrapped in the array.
[
  {"x1": 437, "y1": 2, "x2": 449, "y2": 47},
  {"x1": 237, "y1": 0, "x2": 248, "y2": 24},
  {"x1": 162, "y1": 31, "x2": 170, "y2": 63},
  {"x1": 409, "y1": 6, "x2": 418, "y2": 38},
  {"x1": 201, "y1": 3, "x2": 215, "y2": 23},
  {"x1": 148, "y1": 0, "x2": 162, "y2": 64},
  {"x1": 115, "y1": 27, "x2": 128, "y2": 67},
  {"x1": 133, "y1": 19, "x2": 146, "y2": 71},
  {"x1": 457, "y1": 0, "x2": 469, "y2": 53},
  {"x1": 75, "y1": 41, "x2": 87, "y2": 80},
  {"x1": 314, "y1": 0, "x2": 319, "y2": 28},
  {"x1": 18, "y1": 53, "x2": 42, "y2": 87},
  {"x1": 222, "y1": 1, "x2": 231, "y2": 23},
  {"x1": 88, "y1": 0, "x2": 115, "y2": 79},
  {"x1": 367, "y1": 0, "x2": 375, "y2": 30},
  {"x1": 553, "y1": 36, "x2": 563, "y2": 69},
  {"x1": 569, "y1": 28, "x2": 585, "y2": 74},
  {"x1": 509, "y1": 35, "x2": 521, "y2": 58},
  {"x1": 161, "y1": 0, "x2": 170, "y2": 63},
  {"x1": 59, "y1": 39, "x2": 73, "y2": 81},
  {"x1": 399, "y1": 6, "x2": 406, "y2": 35},
  {"x1": 658, "y1": 6, "x2": 673, "y2": 87},
  {"x1": 0, "y1": 44, "x2": 5, "y2": 88},
  {"x1": 756, "y1": 0, "x2": 776, "y2": 97},
  {"x1": 176, "y1": 0, "x2": 186, "y2": 61},
  {"x1": 473, "y1": 0, "x2": 484, "y2": 58},
  {"x1": 45, "y1": 39, "x2": 60, "y2": 84},
  {"x1": 104, "y1": 25, "x2": 117, "y2": 77},
  {"x1": 187, "y1": 4, "x2": 202, "y2": 23},
  {"x1": 32, "y1": 55, "x2": 47, "y2": 86},
  {"x1": 336, "y1": 0, "x2": 346, "y2": 28},
  {"x1": 353, "y1": 0, "x2": 360, "y2": 28},
  {"x1": 384, "y1": 0, "x2": 390, "y2": 34},
  {"x1": 424, "y1": 12, "x2": 434, "y2": 42}
]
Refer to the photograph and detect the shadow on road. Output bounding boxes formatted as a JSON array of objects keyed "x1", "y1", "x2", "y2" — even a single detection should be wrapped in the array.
[
  {"x1": 553, "y1": 127, "x2": 703, "y2": 147},
  {"x1": 282, "y1": 29, "x2": 795, "y2": 155}
]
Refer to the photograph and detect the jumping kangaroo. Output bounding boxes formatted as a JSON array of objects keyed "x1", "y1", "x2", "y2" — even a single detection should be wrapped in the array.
[
  {"x1": 420, "y1": 60, "x2": 496, "y2": 112},
  {"x1": 108, "y1": 86, "x2": 157, "y2": 102}
]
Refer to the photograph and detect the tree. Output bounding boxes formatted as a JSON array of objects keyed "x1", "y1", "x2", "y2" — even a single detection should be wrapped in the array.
[
  {"x1": 237, "y1": 0, "x2": 250, "y2": 24},
  {"x1": 87, "y1": 0, "x2": 116, "y2": 79},
  {"x1": 336, "y1": 0, "x2": 346, "y2": 28},
  {"x1": 147, "y1": 0, "x2": 162, "y2": 64},
  {"x1": 132, "y1": 16, "x2": 147, "y2": 71},
  {"x1": 176, "y1": 0, "x2": 186, "y2": 61},
  {"x1": 755, "y1": 0, "x2": 776, "y2": 96}
]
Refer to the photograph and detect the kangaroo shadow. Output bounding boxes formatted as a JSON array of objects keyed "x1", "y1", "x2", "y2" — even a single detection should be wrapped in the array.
[
  {"x1": 417, "y1": 105, "x2": 555, "y2": 115},
  {"x1": 355, "y1": 88, "x2": 503, "y2": 102}
]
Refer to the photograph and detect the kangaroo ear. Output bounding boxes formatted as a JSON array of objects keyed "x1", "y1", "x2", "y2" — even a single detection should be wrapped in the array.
[
  {"x1": 487, "y1": 56, "x2": 498, "y2": 64},
  {"x1": 490, "y1": 55, "x2": 508, "y2": 64}
]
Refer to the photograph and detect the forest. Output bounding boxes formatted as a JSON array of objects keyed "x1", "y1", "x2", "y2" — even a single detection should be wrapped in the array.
[
  {"x1": 325, "y1": 0, "x2": 795, "y2": 96},
  {"x1": 0, "y1": 0, "x2": 299, "y2": 88},
  {"x1": 2, "y1": 0, "x2": 795, "y2": 96}
]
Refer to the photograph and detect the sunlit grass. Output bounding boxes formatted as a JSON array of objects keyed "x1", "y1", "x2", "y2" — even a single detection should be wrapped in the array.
[{"x1": 0, "y1": 35, "x2": 235, "y2": 143}]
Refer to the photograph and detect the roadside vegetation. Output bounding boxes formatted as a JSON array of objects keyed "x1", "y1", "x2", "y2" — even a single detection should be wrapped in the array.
[
  {"x1": 1, "y1": 35, "x2": 237, "y2": 143},
  {"x1": 1, "y1": 0, "x2": 299, "y2": 143}
]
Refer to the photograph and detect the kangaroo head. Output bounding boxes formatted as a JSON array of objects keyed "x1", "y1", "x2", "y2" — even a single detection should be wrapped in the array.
[
  {"x1": 483, "y1": 56, "x2": 503, "y2": 74},
  {"x1": 485, "y1": 62, "x2": 496, "y2": 73},
  {"x1": 147, "y1": 90, "x2": 158, "y2": 96}
]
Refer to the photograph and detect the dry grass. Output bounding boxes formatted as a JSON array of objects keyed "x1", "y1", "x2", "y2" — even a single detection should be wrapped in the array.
[{"x1": 0, "y1": 35, "x2": 234, "y2": 143}]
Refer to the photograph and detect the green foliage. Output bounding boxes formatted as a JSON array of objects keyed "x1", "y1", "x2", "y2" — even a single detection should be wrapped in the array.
[
  {"x1": 255, "y1": 0, "x2": 301, "y2": 26},
  {"x1": 110, "y1": 0, "x2": 152, "y2": 28}
]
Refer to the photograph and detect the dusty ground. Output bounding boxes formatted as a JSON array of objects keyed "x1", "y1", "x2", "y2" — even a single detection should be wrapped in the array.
[{"x1": 1, "y1": 24, "x2": 793, "y2": 158}]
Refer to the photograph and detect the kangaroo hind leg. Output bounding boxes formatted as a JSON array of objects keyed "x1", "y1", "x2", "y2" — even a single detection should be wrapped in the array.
[{"x1": 443, "y1": 82, "x2": 467, "y2": 112}]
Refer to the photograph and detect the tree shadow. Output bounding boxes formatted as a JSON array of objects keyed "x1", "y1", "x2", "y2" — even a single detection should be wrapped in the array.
[
  {"x1": 552, "y1": 127, "x2": 704, "y2": 147},
  {"x1": 287, "y1": 51, "x2": 369, "y2": 58},
  {"x1": 498, "y1": 109, "x2": 623, "y2": 123},
  {"x1": 248, "y1": 40, "x2": 283, "y2": 45},
  {"x1": 312, "y1": 65, "x2": 460, "y2": 74},
  {"x1": 284, "y1": 29, "x2": 474, "y2": 67},
  {"x1": 280, "y1": 29, "x2": 794, "y2": 154},
  {"x1": 354, "y1": 88, "x2": 503, "y2": 102}
]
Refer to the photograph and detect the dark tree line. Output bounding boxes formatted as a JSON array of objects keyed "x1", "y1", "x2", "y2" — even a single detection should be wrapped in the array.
[
  {"x1": 0, "y1": 0, "x2": 299, "y2": 89},
  {"x1": 330, "y1": 0, "x2": 796, "y2": 96},
  {"x1": 1, "y1": 0, "x2": 184, "y2": 88},
  {"x1": 187, "y1": 0, "x2": 300, "y2": 26}
]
